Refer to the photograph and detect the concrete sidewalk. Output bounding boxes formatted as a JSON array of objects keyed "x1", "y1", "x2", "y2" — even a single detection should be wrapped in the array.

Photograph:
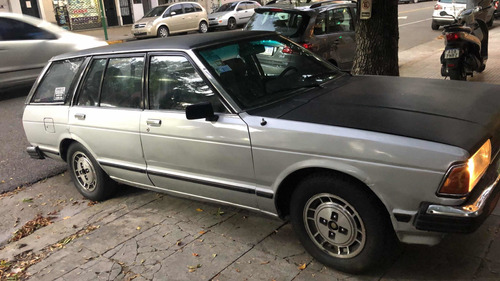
[{"x1": 1, "y1": 25, "x2": 500, "y2": 280}]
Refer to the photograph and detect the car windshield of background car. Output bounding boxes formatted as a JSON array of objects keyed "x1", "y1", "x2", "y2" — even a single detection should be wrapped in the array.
[
  {"x1": 197, "y1": 37, "x2": 343, "y2": 110},
  {"x1": 246, "y1": 11, "x2": 309, "y2": 38},
  {"x1": 144, "y1": 6, "x2": 168, "y2": 17},
  {"x1": 439, "y1": 0, "x2": 467, "y2": 3}
]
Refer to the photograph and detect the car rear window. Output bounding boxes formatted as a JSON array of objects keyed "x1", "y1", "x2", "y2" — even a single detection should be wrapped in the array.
[
  {"x1": 31, "y1": 58, "x2": 84, "y2": 103},
  {"x1": 246, "y1": 10, "x2": 309, "y2": 38}
]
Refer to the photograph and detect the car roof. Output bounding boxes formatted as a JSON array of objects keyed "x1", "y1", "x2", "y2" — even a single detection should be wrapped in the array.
[
  {"x1": 52, "y1": 30, "x2": 278, "y2": 61},
  {"x1": 262, "y1": 0, "x2": 356, "y2": 12}
]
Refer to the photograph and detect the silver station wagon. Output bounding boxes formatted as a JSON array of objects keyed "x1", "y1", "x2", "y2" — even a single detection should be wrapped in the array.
[{"x1": 22, "y1": 31, "x2": 500, "y2": 273}]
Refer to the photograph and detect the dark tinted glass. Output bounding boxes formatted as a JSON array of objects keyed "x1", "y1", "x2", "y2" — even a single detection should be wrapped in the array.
[
  {"x1": 171, "y1": 4, "x2": 184, "y2": 15},
  {"x1": 100, "y1": 57, "x2": 144, "y2": 108},
  {"x1": 0, "y1": 18, "x2": 56, "y2": 40},
  {"x1": 183, "y1": 4, "x2": 195, "y2": 13},
  {"x1": 144, "y1": 6, "x2": 168, "y2": 17},
  {"x1": 32, "y1": 58, "x2": 83, "y2": 103},
  {"x1": 77, "y1": 59, "x2": 106, "y2": 106},
  {"x1": 149, "y1": 56, "x2": 225, "y2": 112}
]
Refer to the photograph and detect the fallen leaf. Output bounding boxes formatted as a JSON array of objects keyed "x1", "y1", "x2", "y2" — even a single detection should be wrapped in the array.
[
  {"x1": 298, "y1": 263, "x2": 307, "y2": 270},
  {"x1": 63, "y1": 216, "x2": 71, "y2": 220},
  {"x1": 136, "y1": 227, "x2": 141, "y2": 230},
  {"x1": 192, "y1": 253, "x2": 199, "y2": 257},
  {"x1": 196, "y1": 208, "x2": 204, "y2": 212},
  {"x1": 212, "y1": 253, "x2": 217, "y2": 258},
  {"x1": 199, "y1": 230, "x2": 206, "y2": 235},
  {"x1": 22, "y1": 198, "x2": 33, "y2": 203},
  {"x1": 260, "y1": 261, "x2": 270, "y2": 265},
  {"x1": 176, "y1": 240, "x2": 183, "y2": 246},
  {"x1": 235, "y1": 268, "x2": 241, "y2": 273}
]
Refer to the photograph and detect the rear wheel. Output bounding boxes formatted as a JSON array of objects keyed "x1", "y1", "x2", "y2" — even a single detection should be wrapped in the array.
[
  {"x1": 227, "y1": 18, "x2": 237, "y2": 30},
  {"x1": 449, "y1": 68, "x2": 467, "y2": 80},
  {"x1": 67, "y1": 143, "x2": 116, "y2": 201},
  {"x1": 199, "y1": 21, "x2": 208, "y2": 33},
  {"x1": 431, "y1": 21, "x2": 439, "y2": 30},
  {"x1": 290, "y1": 174, "x2": 398, "y2": 273},
  {"x1": 157, "y1": 26, "x2": 169, "y2": 38}
]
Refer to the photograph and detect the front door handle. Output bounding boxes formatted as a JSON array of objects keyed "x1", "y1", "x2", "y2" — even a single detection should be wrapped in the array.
[
  {"x1": 74, "y1": 113, "x2": 86, "y2": 120},
  {"x1": 146, "y1": 119, "x2": 162, "y2": 127}
]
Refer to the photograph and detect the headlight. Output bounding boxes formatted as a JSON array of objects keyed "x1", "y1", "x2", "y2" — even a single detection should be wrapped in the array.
[
  {"x1": 146, "y1": 22, "x2": 153, "y2": 28},
  {"x1": 439, "y1": 139, "x2": 491, "y2": 196}
]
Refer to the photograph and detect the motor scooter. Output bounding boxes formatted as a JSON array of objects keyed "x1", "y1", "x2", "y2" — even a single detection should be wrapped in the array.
[{"x1": 440, "y1": 5, "x2": 489, "y2": 80}]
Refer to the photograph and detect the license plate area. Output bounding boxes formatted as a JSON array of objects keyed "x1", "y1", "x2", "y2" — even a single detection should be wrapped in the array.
[{"x1": 445, "y1": 49, "x2": 460, "y2": 59}]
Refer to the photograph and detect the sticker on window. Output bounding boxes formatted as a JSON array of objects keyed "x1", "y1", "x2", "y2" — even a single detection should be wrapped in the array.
[
  {"x1": 54, "y1": 87, "x2": 66, "y2": 101},
  {"x1": 217, "y1": 65, "x2": 232, "y2": 73}
]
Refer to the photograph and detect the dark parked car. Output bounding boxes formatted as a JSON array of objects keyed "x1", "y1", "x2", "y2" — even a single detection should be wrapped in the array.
[
  {"x1": 245, "y1": 1, "x2": 356, "y2": 71},
  {"x1": 23, "y1": 31, "x2": 500, "y2": 274}
]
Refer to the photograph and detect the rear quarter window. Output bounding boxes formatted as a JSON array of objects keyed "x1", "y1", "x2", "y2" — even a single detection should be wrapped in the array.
[{"x1": 31, "y1": 58, "x2": 84, "y2": 103}]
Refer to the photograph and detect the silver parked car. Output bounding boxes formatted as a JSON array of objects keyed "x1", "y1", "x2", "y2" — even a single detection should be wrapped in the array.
[
  {"x1": 22, "y1": 31, "x2": 500, "y2": 273},
  {"x1": 208, "y1": 1, "x2": 261, "y2": 29},
  {"x1": 0, "y1": 12, "x2": 107, "y2": 92}
]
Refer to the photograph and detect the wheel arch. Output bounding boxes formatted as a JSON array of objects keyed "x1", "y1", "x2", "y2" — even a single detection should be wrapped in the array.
[
  {"x1": 156, "y1": 24, "x2": 169, "y2": 34},
  {"x1": 274, "y1": 166, "x2": 393, "y2": 229},
  {"x1": 60, "y1": 138, "x2": 77, "y2": 162}
]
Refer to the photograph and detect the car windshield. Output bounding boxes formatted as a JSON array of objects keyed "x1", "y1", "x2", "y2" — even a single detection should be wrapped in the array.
[
  {"x1": 246, "y1": 10, "x2": 309, "y2": 38},
  {"x1": 197, "y1": 36, "x2": 344, "y2": 110},
  {"x1": 216, "y1": 2, "x2": 238, "y2": 12},
  {"x1": 144, "y1": 6, "x2": 168, "y2": 17}
]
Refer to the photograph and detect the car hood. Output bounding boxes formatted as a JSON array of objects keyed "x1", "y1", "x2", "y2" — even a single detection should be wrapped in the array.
[
  {"x1": 135, "y1": 17, "x2": 156, "y2": 24},
  {"x1": 209, "y1": 12, "x2": 231, "y2": 18},
  {"x1": 251, "y1": 75, "x2": 500, "y2": 154}
]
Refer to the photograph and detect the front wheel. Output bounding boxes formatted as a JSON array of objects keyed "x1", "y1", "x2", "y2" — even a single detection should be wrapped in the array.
[
  {"x1": 157, "y1": 26, "x2": 169, "y2": 38},
  {"x1": 199, "y1": 21, "x2": 208, "y2": 33},
  {"x1": 227, "y1": 18, "x2": 237, "y2": 30},
  {"x1": 67, "y1": 143, "x2": 116, "y2": 201},
  {"x1": 290, "y1": 174, "x2": 398, "y2": 273}
]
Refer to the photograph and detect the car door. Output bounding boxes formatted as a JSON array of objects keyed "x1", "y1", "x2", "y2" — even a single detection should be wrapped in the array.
[
  {"x1": 235, "y1": 2, "x2": 251, "y2": 24},
  {"x1": 68, "y1": 55, "x2": 152, "y2": 186},
  {"x1": 165, "y1": 4, "x2": 186, "y2": 33},
  {"x1": 181, "y1": 3, "x2": 196, "y2": 30},
  {"x1": 140, "y1": 53, "x2": 257, "y2": 208},
  {"x1": 326, "y1": 7, "x2": 356, "y2": 70}
]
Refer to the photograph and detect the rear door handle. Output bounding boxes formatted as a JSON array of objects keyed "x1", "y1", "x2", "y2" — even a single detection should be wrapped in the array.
[
  {"x1": 74, "y1": 113, "x2": 86, "y2": 120},
  {"x1": 146, "y1": 119, "x2": 162, "y2": 127}
]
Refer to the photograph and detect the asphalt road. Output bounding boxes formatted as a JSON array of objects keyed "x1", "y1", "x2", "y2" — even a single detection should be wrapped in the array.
[
  {"x1": 398, "y1": 1, "x2": 440, "y2": 51},
  {"x1": 0, "y1": 89, "x2": 67, "y2": 193}
]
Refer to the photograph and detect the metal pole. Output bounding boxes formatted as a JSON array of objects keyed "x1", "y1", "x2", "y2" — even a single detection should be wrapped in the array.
[{"x1": 97, "y1": 0, "x2": 109, "y2": 41}]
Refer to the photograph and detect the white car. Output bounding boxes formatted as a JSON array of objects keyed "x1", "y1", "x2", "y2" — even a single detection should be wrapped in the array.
[
  {"x1": 208, "y1": 1, "x2": 261, "y2": 30},
  {"x1": 0, "y1": 12, "x2": 107, "y2": 92},
  {"x1": 432, "y1": 0, "x2": 495, "y2": 30}
]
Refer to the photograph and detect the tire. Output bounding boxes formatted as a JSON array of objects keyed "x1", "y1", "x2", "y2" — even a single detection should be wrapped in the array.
[
  {"x1": 290, "y1": 174, "x2": 398, "y2": 273},
  {"x1": 449, "y1": 68, "x2": 467, "y2": 80},
  {"x1": 199, "y1": 21, "x2": 208, "y2": 33},
  {"x1": 227, "y1": 18, "x2": 237, "y2": 30},
  {"x1": 157, "y1": 26, "x2": 169, "y2": 38},
  {"x1": 431, "y1": 21, "x2": 439, "y2": 30},
  {"x1": 67, "y1": 143, "x2": 116, "y2": 201},
  {"x1": 487, "y1": 15, "x2": 494, "y2": 27}
]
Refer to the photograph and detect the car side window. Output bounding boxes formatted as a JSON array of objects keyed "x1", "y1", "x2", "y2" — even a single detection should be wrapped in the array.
[
  {"x1": 183, "y1": 4, "x2": 195, "y2": 14},
  {"x1": 194, "y1": 4, "x2": 202, "y2": 12},
  {"x1": 328, "y1": 8, "x2": 354, "y2": 33},
  {"x1": 0, "y1": 18, "x2": 57, "y2": 40},
  {"x1": 100, "y1": 57, "x2": 144, "y2": 108},
  {"x1": 171, "y1": 4, "x2": 184, "y2": 15},
  {"x1": 314, "y1": 12, "x2": 327, "y2": 35},
  {"x1": 31, "y1": 58, "x2": 84, "y2": 103},
  {"x1": 148, "y1": 55, "x2": 226, "y2": 112},
  {"x1": 77, "y1": 59, "x2": 106, "y2": 106}
]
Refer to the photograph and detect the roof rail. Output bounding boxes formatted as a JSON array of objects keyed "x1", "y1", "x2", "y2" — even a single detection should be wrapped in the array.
[{"x1": 309, "y1": 0, "x2": 356, "y2": 8}]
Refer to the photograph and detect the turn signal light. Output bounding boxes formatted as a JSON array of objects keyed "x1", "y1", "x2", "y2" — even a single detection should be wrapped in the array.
[
  {"x1": 446, "y1": 33, "x2": 460, "y2": 41},
  {"x1": 439, "y1": 140, "x2": 491, "y2": 196}
]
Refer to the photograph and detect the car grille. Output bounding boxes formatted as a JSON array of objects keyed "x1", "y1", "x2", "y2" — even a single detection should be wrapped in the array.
[{"x1": 134, "y1": 23, "x2": 146, "y2": 28}]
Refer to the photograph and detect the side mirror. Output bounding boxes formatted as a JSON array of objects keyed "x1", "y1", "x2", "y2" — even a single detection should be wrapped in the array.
[
  {"x1": 186, "y1": 102, "x2": 219, "y2": 122},
  {"x1": 170, "y1": 11, "x2": 177, "y2": 16}
]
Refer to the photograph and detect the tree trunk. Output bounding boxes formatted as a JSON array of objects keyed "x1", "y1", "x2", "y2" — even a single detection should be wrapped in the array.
[{"x1": 352, "y1": 0, "x2": 399, "y2": 76}]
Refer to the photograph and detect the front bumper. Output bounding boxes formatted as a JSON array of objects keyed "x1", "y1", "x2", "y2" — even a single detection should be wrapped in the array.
[
  {"x1": 432, "y1": 16, "x2": 455, "y2": 26},
  {"x1": 131, "y1": 27, "x2": 154, "y2": 38},
  {"x1": 414, "y1": 157, "x2": 500, "y2": 233},
  {"x1": 209, "y1": 19, "x2": 227, "y2": 27}
]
